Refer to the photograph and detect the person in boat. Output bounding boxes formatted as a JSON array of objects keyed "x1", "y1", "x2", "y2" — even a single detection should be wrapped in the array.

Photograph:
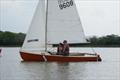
[
  {"x1": 63, "y1": 40, "x2": 69, "y2": 56},
  {"x1": 57, "y1": 43, "x2": 64, "y2": 55}
]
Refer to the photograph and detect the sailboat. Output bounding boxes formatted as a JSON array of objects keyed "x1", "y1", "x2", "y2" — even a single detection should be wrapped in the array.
[{"x1": 20, "y1": 0, "x2": 102, "y2": 62}]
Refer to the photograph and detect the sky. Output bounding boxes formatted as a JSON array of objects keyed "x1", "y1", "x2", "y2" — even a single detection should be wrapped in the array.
[{"x1": 0, "y1": 0, "x2": 120, "y2": 36}]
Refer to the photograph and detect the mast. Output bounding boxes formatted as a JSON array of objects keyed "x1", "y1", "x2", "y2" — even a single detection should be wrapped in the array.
[{"x1": 45, "y1": 0, "x2": 48, "y2": 52}]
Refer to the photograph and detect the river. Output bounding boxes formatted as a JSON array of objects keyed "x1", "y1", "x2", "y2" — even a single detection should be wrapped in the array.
[{"x1": 0, "y1": 47, "x2": 120, "y2": 80}]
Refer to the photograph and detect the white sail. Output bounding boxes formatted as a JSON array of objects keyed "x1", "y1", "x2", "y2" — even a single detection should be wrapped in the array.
[
  {"x1": 21, "y1": 0, "x2": 46, "y2": 52},
  {"x1": 21, "y1": 0, "x2": 87, "y2": 53},
  {"x1": 47, "y1": 0, "x2": 87, "y2": 44}
]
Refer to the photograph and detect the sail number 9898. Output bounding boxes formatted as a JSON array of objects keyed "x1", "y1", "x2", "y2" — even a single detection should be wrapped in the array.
[{"x1": 58, "y1": 0, "x2": 73, "y2": 10}]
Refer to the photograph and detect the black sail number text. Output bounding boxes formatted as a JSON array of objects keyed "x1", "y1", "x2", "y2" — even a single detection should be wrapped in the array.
[{"x1": 59, "y1": 0, "x2": 73, "y2": 10}]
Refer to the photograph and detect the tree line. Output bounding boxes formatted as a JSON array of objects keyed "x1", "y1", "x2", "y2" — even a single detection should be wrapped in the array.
[
  {"x1": 88, "y1": 34, "x2": 120, "y2": 47},
  {"x1": 0, "y1": 31, "x2": 25, "y2": 46},
  {"x1": 0, "y1": 31, "x2": 120, "y2": 47}
]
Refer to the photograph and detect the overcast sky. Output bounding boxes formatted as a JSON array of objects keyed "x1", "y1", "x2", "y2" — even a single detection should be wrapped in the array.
[{"x1": 0, "y1": 0, "x2": 120, "y2": 36}]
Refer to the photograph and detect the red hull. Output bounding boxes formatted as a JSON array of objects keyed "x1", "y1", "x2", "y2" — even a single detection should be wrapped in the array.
[{"x1": 20, "y1": 52, "x2": 102, "y2": 62}]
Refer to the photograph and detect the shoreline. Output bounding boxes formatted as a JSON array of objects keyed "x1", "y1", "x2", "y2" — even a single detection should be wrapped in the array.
[{"x1": 0, "y1": 45, "x2": 120, "y2": 48}]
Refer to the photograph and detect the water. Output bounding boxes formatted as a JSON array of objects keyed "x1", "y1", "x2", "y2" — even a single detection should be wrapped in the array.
[{"x1": 0, "y1": 47, "x2": 120, "y2": 80}]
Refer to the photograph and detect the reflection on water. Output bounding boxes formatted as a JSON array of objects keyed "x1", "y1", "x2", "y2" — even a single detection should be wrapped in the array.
[
  {"x1": 20, "y1": 62, "x2": 70, "y2": 80},
  {"x1": 20, "y1": 62, "x2": 87, "y2": 80},
  {"x1": 0, "y1": 47, "x2": 120, "y2": 80}
]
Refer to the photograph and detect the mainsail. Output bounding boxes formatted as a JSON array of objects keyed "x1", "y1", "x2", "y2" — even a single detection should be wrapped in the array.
[
  {"x1": 21, "y1": 0, "x2": 46, "y2": 52},
  {"x1": 47, "y1": 0, "x2": 87, "y2": 44}
]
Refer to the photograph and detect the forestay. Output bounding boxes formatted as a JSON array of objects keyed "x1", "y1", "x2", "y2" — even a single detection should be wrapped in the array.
[{"x1": 47, "y1": 0, "x2": 87, "y2": 44}]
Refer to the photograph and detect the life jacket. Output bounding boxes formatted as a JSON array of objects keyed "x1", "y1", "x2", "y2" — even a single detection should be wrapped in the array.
[{"x1": 63, "y1": 44, "x2": 69, "y2": 53}]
